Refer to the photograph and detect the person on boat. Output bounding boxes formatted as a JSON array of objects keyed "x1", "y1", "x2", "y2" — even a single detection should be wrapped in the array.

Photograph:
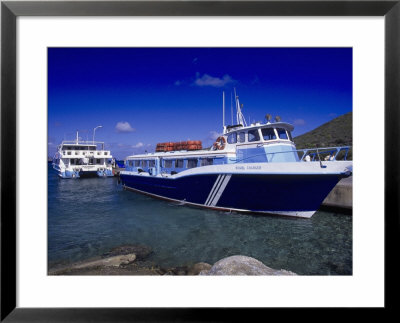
[
  {"x1": 324, "y1": 153, "x2": 335, "y2": 161},
  {"x1": 304, "y1": 154, "x2": 311, "y2": 162}
]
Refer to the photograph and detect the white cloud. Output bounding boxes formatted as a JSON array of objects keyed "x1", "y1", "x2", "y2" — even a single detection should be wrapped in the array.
[
  {"x1": 293, "y1": 119, "x2": 306, "y2": 126},
  {"x1": 174, "y1": 80, "x2": 183, "y2": 86},
  {"x1": 132, "y1": 142, "x2": 144, "y2": 148},
  {"x1": 194, "y1": 73, "x2": 236, "y2": 87},
  {"x1": 115, "y1": 121, "x2": 135, "y2": 133}
]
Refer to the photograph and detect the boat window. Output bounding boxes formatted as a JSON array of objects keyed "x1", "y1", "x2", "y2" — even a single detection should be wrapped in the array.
[
  {"x1": 287, "y1": 131, "x2": 293, "y2": 141},
  {"x1": 141, "y1": 160, "x2": 148, "y2": 168},
  {"x1": 276, "y1": 128, "x2": 289, "y2": 140},
  {"x1": 129, "y1": 161, "x2": 134, "y2": 167},
  {"x1": 248, "y1": 129, "x2": 260, "y2": 142},
  {"x1": 227, "y1": 133, "x2": 237, "y2": 144},
  {"x1": 187, "y1": 159, "x2": 198, "y2": 168},
  {"x1": 262, "y1": 128, "x2": 277, "y2": 140},
  {"x1": 134, "y1": 160, "x2": 141, "y2": 167},
  {"x1": 200, "y1": 158, "x2": 213, "y2": 166},
  {"x1": 96, "y1": 159, "x2": 101, "y2": 164},
  {"x1": 164, "y1": 160, "x2": 173, "y2": 168},
  {"x1": 149, "y1": 160, "x2": 155, "y2": 168},
  {"x1": 175, "y1": 159, "x2": 184, "y2": 168},
  {"x1": 71, "y1": 159, "x2": 75, "y2": 165},
  {"x1": 238, "y1": 132, "x2": 246, "y2": 143}
]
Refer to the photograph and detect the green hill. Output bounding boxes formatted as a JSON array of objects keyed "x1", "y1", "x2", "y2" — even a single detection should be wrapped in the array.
[{"x1": 293, "y1": 112, "x2": 352, "y2": 159}]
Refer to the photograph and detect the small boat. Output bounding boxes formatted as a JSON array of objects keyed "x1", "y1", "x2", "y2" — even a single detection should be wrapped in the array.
[
  {"x1": 52, "y1": 131, "x2": 113, "y2": 178},
  {"x1": 120, "y1": 91, "x2": 352, "y2": 218}
]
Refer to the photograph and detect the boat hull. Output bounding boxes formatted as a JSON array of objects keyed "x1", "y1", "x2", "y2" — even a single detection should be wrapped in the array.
[
  {"x1": 53, "y1": 165, "x2": 113, "y2": 179},
  {"x1": 119, "y1": 171, "x2": 346, "y2": 218}
]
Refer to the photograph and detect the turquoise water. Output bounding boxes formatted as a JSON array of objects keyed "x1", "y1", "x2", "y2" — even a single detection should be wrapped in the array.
[{"x1": 48, "y1": 164, "x2": 352, "y2": 275}]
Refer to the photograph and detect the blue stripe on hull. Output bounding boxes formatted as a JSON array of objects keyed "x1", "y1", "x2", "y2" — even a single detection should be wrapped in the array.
[{"x1": 120, "y1": 173, "x2": 343, "y2": 213}]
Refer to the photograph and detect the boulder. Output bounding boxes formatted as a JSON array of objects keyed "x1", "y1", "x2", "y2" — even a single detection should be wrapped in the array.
[
  {"x1": 205, "y1": 255, "x2": 297, "y2": 276},
  {"x1": 187, "y1": 262, "x2": 212, "y2": 275},
  {"x1": 73, "y1": 254, "x2": 136, "y2": 269},
  {"x1": 162, "y1": 266, "x2": 188, "y2": 275},
  {"x1": 102, "y1": 244, "x2": 152, "y2": 260},
  {"x1": 198, "y1": 269, "x2": 210, "y2": 276}
]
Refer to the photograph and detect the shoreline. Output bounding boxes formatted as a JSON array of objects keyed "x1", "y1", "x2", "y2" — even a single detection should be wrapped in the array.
[{"x1": 48, "y1": 244, "x2": 297, "y2": 276}]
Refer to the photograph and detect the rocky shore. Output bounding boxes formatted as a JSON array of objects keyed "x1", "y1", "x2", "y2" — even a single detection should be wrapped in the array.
[{"x1": 49, "y1": 244, "x2": 297, "y2": 276}]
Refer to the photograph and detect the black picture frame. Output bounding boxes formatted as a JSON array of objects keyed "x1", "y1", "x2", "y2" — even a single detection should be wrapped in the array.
[{"x1": 1, "y1": 1, "x2": 398, "y2": 321}]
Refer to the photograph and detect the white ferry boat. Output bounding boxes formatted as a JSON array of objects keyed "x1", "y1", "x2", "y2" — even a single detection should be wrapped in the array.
[
  {"x1": 52, "y1": 131, "x2": 113, "y2": 178},
  {"x1": 120, "y1": 92, "x2": 352, "y2": 218}
]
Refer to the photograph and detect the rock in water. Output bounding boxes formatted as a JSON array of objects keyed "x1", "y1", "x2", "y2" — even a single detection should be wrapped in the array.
[
  {"x1": 187, "y1": 262, "x2": 212, "y2": 275},
  {"x1": 73, "y1": 254, "x2": 137, "y2": 269},
  {"x1": 205, "y1": 255, "x2": 297, "y2": 276},
  {"x1": 102, "y1": 244, "x2": 152, "y2": 260}
]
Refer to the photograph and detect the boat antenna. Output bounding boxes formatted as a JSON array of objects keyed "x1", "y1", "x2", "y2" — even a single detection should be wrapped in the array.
[
  {"x1": 231, "y1": 92, "x2": 233, "y2": 125},
  {"x1": 234, "y1": 88, "x2": 247, "y2": 127},
  {"x1": 76, "y1": 130, "x2": 79, "y2": 144},
  {"x1": 222, "y1": 91, "x2": 226, "y2": 134}
]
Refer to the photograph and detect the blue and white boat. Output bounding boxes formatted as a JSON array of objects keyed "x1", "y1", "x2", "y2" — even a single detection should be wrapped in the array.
[
  {"x1": 120, "y1": 92, "x2": 352, "y2": 218},
  {"x1": 52, "y1": 131, "x2": 113, "y2": 178}
]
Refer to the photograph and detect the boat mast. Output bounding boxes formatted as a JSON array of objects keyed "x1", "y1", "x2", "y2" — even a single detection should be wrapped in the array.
[
  {"x1": 76, "y1": 130, "x2": 79, "y2": 144},
  {"x1": 231, "y1": 92, "x2": 234, "y2": 125},
  {"x1": 223, "y1": 91, "x2": 226, "y2": 134},
  {"x1": 234, "y1": 88, "x2": 247, "y2": 127}
]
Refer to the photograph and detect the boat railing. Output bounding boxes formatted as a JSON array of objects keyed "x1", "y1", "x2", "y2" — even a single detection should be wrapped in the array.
[
  {"x1": 232, "y1": 146, "x2": 351, "y2": 163},
  {"x1": 61, "y1": 140, "x2": 105, "y2": 145},
  {"x1": 298, "y1": 146, "x2": 351, "y2": 161}
]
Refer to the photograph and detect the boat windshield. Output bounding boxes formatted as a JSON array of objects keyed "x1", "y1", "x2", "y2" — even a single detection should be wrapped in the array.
[
  {"x1": 248, "y1": 129, "x2": 260, "y2": 142},
  {"x1": 276, "y1": 128, "x2": 288, "y2": 140},
  {"x1": 261, "y1": 128, "x2": 277, "y2": 140}
]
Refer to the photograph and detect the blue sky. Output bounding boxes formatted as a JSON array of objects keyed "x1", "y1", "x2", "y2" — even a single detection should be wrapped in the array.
[{"x1": 48, "y1": 48, "x2": 352, "y2": 159}]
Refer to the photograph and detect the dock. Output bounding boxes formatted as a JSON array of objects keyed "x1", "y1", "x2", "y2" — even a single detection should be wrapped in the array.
[
  {"x1": 112, "y1": 166, "x2": 123, "y2": 176},
  {"x1": 321, "y1": 176, "x2": 352, "y2": 212}
]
